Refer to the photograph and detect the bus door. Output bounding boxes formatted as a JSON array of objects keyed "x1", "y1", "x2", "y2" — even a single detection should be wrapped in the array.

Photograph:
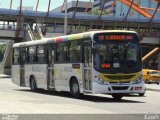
[
  {"x1": 83, "y1": 41, "x2": 92, "y2": 91},
  {"x1": 47, "y1": 46, "x2": 55, "y2": 89},
  {"x1": 20, "y1": 50, "x2": 26, "y2": 86}
]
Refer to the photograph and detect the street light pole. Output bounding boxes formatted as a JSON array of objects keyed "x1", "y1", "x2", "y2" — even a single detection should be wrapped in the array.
[{"x1": 64, "y1": 0, "x2": 68, "y2": 35}]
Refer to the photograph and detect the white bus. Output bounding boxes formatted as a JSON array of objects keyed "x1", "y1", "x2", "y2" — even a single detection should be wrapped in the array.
[{"x1": 12, "y1": 30, "x2": 145, "y2": 100}]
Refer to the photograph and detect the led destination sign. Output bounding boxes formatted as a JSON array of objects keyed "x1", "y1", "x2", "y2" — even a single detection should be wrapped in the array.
[
  {"x1": 98, "y1": 35, "x2": 133, "y2": 41},
  {"x1": 94, "y1": 33, "x2": 139, "y2": 42}
]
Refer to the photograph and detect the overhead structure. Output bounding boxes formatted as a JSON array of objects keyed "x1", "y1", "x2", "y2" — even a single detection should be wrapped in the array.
[
  {"x1": 69, "y1": 0, "x2": 79, "y2": 34},
  {"x1": 35, "y1": 0, "x2": 40, "y2": 25},
  {"x1": 142, "y1": 47, "x2": 160, "y2": 62},
  {"x1": 15, "y1": 0, "x2": 22, "y2": 38},
  {"x1": 61, "y1": 0, "x2": 65, "y2": 11},
  {"x1": 124, "y1": 0, "x2": 134, "y2": 21},
  {"x1": 141, "y1": 2, "x2": 160, "y2": 63},
  {"x1": 44, "y1": 0, "x2": 51, "y2": 35},
  {"x1": 96, "y1": 0, "x2": 109, "y2": 28},
  {"x1": 36, "y1": 0, "x2": 40, "y2": 12},
  {"x1": 141, "y1": 2, "x2": 160, "y2": 40},
  {"x1": 109, "y1": 0, "x2": 117, "y2": 14},
  {"x1": 120, "y1": 0, "x2": 152, "y2": 18},
  {"x1": 84, "y1": 0, "x2": 92, "y2": 13},
  {"x1": 10, "y1": 0, "x2": 12, "y2": 10}
]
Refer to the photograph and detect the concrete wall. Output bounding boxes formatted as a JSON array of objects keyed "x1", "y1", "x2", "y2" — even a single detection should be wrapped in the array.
[
  {"x1": 141, "y1": 37, "x2": 160, "y2": 44},
  {"x1": 0, "y1": 30, "x2": 24, "y2": 38},
  {"x1": 44, "y1": 33, "x2": 64, "y2": 38}
]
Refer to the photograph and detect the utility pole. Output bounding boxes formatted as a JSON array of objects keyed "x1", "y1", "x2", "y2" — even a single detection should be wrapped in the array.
[{"x1": 64, "y1": 0, "x2": 68, "y2": 35}]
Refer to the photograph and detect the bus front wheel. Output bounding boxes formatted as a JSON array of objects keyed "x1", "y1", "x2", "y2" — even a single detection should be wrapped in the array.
[
  {"x1": 139, "y1": 93, "x2": 145, "y2": 96},
  {"x1": 30, "y1": 77, "x2": 37, "y2": 91},
  {"x1": 70, "y1": 78, "x2": 80, "y2": 98}
]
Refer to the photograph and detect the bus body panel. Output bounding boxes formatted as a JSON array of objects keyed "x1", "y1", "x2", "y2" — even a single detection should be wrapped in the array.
[
  {"x1": 25, "y1": 64, "x2": 48, "y2": 89},
  {"x1": 12, "y1": 65, "x2": 21, "y2": 86},
  {"x1": 54, "y1": 63, "x2": 83, "y2": 93}
]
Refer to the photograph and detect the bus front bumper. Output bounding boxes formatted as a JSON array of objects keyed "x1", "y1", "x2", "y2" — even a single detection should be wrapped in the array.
[{"x1": 92, "y1": 82, "x2": 146, "y2": 94}]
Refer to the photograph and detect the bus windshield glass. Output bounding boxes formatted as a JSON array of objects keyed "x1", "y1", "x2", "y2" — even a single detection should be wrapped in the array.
[{"x1": 93, "y1": 32, "x2": 142, "y2": 74}]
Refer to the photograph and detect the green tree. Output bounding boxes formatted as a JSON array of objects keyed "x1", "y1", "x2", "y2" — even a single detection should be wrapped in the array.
[
  {"x1": 87, "y1": 9, "x2": 110, "y2": 16},
  {"x1": 0, "y1": 44, "x2": 6, "y2": 61}
]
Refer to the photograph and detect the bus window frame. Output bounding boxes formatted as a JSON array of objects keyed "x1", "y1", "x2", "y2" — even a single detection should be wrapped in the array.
[
  {"x1": 26, "y1": 45, "x2": 47, "y2": 64},
  {"x1": 12, "y1": 48, "x2": 20, "y2": 65},
  {"x1": 54, "y1": 40, "x2": 83, "y2": 64}
]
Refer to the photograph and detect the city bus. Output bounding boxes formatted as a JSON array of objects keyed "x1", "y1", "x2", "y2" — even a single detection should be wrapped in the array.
[{"x1": 12, "y1": 30, "x2": 146, "y2": 100}]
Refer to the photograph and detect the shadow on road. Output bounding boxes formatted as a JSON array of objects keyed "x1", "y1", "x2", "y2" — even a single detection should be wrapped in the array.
[{"x1": 14, "y1": 89, "x2": 146, "y2": 103}]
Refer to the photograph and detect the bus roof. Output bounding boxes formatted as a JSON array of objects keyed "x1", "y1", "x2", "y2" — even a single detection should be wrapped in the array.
[{"x1": 13, "y1": 30, "x2": 137, "y2": 48}]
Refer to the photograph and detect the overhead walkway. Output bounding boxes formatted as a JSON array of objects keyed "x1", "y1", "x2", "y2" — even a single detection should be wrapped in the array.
[
  {"x1": 0, "y1": 24, "x2": 24, "y2": 38},
  {"x1": 0, "y1": 8, "x2": 160, "y2": 22},
  {"x1": 0, "y1": 24, "x2": 44, "y2": 75}
]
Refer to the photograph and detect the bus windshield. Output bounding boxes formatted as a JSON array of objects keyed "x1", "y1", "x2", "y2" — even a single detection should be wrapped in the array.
[{"x1": 93, "y1": 33, "x2": 142, "y2": 74}]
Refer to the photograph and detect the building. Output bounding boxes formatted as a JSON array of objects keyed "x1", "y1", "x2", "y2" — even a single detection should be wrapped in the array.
[{"x1": 50, "y1": 1, "x2": 93, "y2": 13}]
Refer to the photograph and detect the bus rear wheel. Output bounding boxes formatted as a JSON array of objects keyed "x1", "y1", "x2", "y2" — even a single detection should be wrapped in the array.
[
  {"x1": 70, "y1": 78, "x2": 80, "y2": 98},
  {"x1": 30, "y1": 77, "x2": 37, "y2": 91},
  {"x1": 112, "y1": 95, "x2": 123, "y2": 100}
]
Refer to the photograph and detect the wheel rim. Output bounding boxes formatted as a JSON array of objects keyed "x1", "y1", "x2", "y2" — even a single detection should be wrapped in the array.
[{"x1": 72, "y1": 82, "x2": 79, "y2": 94}]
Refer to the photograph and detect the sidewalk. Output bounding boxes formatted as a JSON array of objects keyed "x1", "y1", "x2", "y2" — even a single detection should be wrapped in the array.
[
  {"x1": 0, "y1": 74, "x2": 11, "y2": 78},
  {"x1": 146, "y1": 84, "x2": 160, "y2": 92}
]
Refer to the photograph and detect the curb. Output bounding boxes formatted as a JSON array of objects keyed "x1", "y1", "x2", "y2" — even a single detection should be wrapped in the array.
[
  {"x1": 0, "y1": 76, "x2": 11, "y2": 78},
  {"x1": 146, "y1": 88, "x2": 160, "y2": 92}
]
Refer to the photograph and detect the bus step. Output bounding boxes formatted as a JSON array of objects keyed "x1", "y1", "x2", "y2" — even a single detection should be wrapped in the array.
[{"x1": 48, "y1": 86, "x2": 55, "y2": 90}]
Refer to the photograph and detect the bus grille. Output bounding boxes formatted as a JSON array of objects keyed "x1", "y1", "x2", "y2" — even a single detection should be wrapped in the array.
[
  {"x1": 109, "y1": 81, "x2": 130, "y2": 84},
  {"x1": 105, "y1": 75, "x2": 135, "y2": 80},
  {"x1": 112, "y1": 86, "x2": 129, "y2": 90}
]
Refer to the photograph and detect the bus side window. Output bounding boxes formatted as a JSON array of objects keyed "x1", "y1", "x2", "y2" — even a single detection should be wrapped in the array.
[
  {"x1": 33, "y1": 55, "x2": 38, "y2": 62},
  {"x1": 28, "y1": 46, "x2": 36, "y2": 63},
  {"x1": 56, "y1": 43, "x2": 65, "y2": 62},
  {"x1": 13, "y1": 48, "x2": 20, "y2": 64},
  {"x1": 69, "y1": 41, "x2": 81, "y2": 62},
  {"x1": 37, "y1": 46, "x2": 45, "y2": 63}
]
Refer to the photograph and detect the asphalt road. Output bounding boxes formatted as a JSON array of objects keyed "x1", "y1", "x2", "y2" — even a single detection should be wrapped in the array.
[{"x1": 0, "y1": 77, "x2": 160, "y2": 120}]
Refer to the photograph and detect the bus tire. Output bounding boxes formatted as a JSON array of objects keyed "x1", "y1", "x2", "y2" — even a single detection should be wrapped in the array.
[
  {"x1": 112, "y1": 94, "x2": 123, "y2": 100},
  {"x1": 139, "y1": 93, "x2": 145, "y2": 96},
  {"x1": 30, "y1": 76, "x2": 37, "y2": 91},
  {"x1": 145, "y1": 80, "x2": 148, "y2": 84},
  {"x1": 70, "y1": 78, "x2": 80, "y2": 98}
]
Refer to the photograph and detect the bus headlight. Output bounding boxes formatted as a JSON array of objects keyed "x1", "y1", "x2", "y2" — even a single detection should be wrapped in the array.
[
  {"x1": 132, "y1": 75, "x2": 142, "y2": 84},
  {"x1": 97, "y1": 78, "x2": 109, "y2": 85}
]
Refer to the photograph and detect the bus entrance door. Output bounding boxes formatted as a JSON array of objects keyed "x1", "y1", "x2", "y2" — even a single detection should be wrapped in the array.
[
  {"x1": 47, "y1": 48, "x2": 55, "y2": 89},
  {"x1": 83, "y1": 42, "x2": 92, "y2": 92},
  {"x1": 20, "y1": 51, "x2": 25, "y2": 86}
]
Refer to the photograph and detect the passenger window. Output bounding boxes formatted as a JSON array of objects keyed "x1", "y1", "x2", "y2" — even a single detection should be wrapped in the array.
[
  {"x1": 37, "y1": 46, "x2": 45, "y2": 63},
  {"x1": 13, "y1": 48, "x2": 20, "y2": 64},
  {"x1": 28, "y1": 46, "x2": 36, "y2": 63},
  {"x1": 69, "y1": 41, "x2": 81, "y2": 62}
]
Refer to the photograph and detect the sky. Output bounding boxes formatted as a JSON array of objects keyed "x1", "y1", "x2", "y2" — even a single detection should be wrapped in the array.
[{"x1": 0, "y1": 0, "x2": 91, "y2": 11}]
